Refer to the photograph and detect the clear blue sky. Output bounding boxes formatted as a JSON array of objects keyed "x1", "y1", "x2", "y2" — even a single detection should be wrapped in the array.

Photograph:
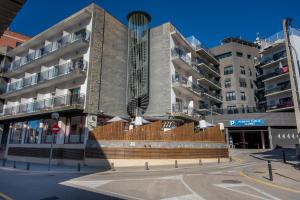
[{"x1": 9, "y1": 0, "x2": 300, "y2": 47}]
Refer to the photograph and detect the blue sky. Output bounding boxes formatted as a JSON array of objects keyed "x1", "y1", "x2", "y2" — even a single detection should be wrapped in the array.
[{"x1": 9, "y1": 0, "x2": 300, "y2": 47}]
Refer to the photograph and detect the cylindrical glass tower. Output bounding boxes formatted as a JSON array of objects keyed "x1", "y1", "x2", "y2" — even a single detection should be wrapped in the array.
[{"x1": 126, "y1": 11, "x2": 151, "y2": 117}]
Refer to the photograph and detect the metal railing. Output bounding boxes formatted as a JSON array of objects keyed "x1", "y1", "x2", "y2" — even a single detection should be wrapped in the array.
[
  {"x1": 267, "y1": 101, "x2": 293, "y2": 111},
  {"x1": 2, "y1": 60, "x2": 87, "y2": 94},
  {"x1": 172, "y1": 74, "x2": 222, "y2": 101},
  {"x1": 261, "y1": 31, "x2": 285, "y2": 50},
  {"x1": 2, "y1": 93, "x2": 85, "y2": 116},
  {"x1": 260, "y1": 51, "x2": 286, "y2": 66},
  {"x1": 1, "y1": 29, "x2": 90, "y2": 73},
  {"x1": 261, "y1": 66, "x2": 289, "y2": 80},
  {"x1": 186, "y1": 36, "x2": 216, "y2": 59},
  {"x1": 172, "y1": 103, "x2": 201, "y2": 118},
  {"x1": 265, "y1": 83, "x2": 291, "y2": 95},
  {"x1": 171, "y1": 47, "x2": 220, "y2": 77}
]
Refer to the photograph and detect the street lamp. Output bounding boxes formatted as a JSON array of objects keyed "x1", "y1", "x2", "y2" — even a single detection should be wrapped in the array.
[{"x1": 48, "y1": 112, "x2": 59, "y2": 171}]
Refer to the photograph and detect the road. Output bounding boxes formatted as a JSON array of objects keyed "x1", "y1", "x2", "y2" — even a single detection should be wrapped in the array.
[{"x1": 0, "y1": 153, "x2": 299, "y2": 200}]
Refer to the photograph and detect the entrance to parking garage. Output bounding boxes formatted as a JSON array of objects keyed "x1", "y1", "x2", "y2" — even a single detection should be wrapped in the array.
[{"x1": 228, "y1": 128, "x2": 270, "y2": 149}]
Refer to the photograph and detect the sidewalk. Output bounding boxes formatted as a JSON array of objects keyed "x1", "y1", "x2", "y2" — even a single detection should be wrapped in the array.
[
  {"x1": 242, "y1": 161, "x2": 300, "y2": 192},
  {"x1": 0, "y1": 159, "x2": 106, "y2": 174}
]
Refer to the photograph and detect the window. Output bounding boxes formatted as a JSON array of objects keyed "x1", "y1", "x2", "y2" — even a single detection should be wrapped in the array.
[
  {"x1": 215, "y1": 52, "x2": 232, "y2": 60},
  {"x1": 241, "y1": 91, "x2": 246, "y2": 101},
  {"x1": 25, "y1": 120, "x2": 40, "y2": 144},
  {"x1": 41, "y1": 119, "x2": 57, "y2": 144},
  {"x1": 247, "y1": 54, "x2": 252, "y2": 59},
  {"x1": 225, "y1": 79, "x2": 231, "y2": 88},
  {"x1": 67, "y1": 116, "x2": 85, "y2": 143},
  {"x1": 224, "y1": 65, "x2": 234, "y2": 75},
  {"x1": 240, "y1": 78, "x2": 247, "y2": 87},
  {"x1": 227, "y1": 105, "x2": 238, "y2": 114},
  {"x1": 249, "y1": 68, "x2": 253, "y2": 76},
  {"x1": 240, "y1": 66, "x2": 246, "y2": 75},
  {"x1": 10, "y1": 122, "x2": 23, "y2": 144},
  {"x1": 226, "y1": 91, "x2": 236, "y2": 101},
  {"x1": 236, "y1": 52, "x2": 243, "y2": 57},
  {"x1": 250, "y1": 80, "x2": 253, "y2": 88}
]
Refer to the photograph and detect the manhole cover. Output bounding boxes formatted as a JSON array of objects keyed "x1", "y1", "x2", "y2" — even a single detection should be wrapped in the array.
[{"x1": 221, "y1": 180, "x2": 242, "y2": 184}]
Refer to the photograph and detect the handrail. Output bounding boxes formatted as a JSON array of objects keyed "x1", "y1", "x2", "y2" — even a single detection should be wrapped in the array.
[
  {"x1": 2, "y1": 93, "x2": 85, "y2": 116},
  {"x1": 1, "y1": 29, "x2": 90, "y2": 73}
]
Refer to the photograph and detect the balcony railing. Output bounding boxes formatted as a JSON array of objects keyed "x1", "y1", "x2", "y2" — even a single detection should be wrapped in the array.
[
  {"x1": 172, "y1": 74, "x2": 222, "y2": 100},
  {"x1": 267, "y1": 101, "x2": 294, "y2": 111},
  {"x1": 260, "y1": 50, "x2": 286, "y2": 66},
  {"x1": 171, "y1": 48, "x2": 220, "y2": 78},
  {"x1": 262, "y1": 65, "x2": 289, "y2": 80},
  {"x1": 2, "y1": 60, "x2": 87, "y2": 94},
  {"x1": 265, "y1": 83, "x2": 291, "y2": 95},
  {"x1": 172, "y1": 103, "x2": 201, "y2": 118},
  {"x1": 1, "y1": 29, "x2": 90, "y2": 73},
  {"x1": 2, "y1": 93, "x2": 85, "y2": 117},
  {"x1": 261, "y1": 31, "x2": 285, "y2": 50}
]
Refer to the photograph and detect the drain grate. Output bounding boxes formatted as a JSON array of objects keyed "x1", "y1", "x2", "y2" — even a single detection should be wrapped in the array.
[
  {"x1": 254, "y1": 171, "x2": 265, "y2": 174},
  {"x1": 40, "y1": 196, "x2": 59, "y2": 200},
  {"x1": 221, "y1": 180, "x2": 242, "y2": 184}
]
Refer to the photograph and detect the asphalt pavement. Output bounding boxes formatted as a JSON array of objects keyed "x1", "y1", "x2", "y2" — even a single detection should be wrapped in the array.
[{"x1": 0, "y1": 150, "x2": 299, "y2": 200}]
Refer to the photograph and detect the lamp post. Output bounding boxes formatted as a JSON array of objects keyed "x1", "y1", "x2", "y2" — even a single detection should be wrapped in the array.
[{"x1": 48, "y1": 112, "x2": 59, "y2": 171}]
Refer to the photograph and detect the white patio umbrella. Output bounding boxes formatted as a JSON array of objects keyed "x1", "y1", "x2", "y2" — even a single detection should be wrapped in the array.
[
  {"x1": 131, "y1": 118, "x2": 151, "y2": 125},
  {"x1": 196, "y1": 120, "x2": 215, "y2": 129},
  {"x1": 106, "y1": 116, "x2": 128, "y2": 123}
]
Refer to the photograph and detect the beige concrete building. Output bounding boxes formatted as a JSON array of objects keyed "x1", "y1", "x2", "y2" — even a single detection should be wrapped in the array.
[{"x1": 210, "y1": 38, "x2": 259, "y2": 114}]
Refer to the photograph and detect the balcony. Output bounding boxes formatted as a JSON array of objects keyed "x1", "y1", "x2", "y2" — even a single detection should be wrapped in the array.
[
  {"x1": 265, "y1": 83, "x2": 291, "y2": 96},
  {"x1": 1, "y1": 29, "x2": 90, "y2": 77},
  {"x1": 262, "y1": 65, "x2": 289, "y2": 82},
  {"x1": 172, "y1": 103, "x2": 201, "y2": 120},
  {"x1": 171, "y1": 48, "x2": 202, "y2": 79},
  {"x1": 197, "y1": 62, "x2": 220, "y2": 77},
  {"x1": 259, "y1": 51, "x2": 286, "y2": 68},
  {"x1": 0, "y1": 60, "x2": 87, "y2": 99},
  {"x1": 202, "y1": 90, "x2": 222, "y2": 103},
  {"x1": 197, "y1": 73, "x2": 221, "y2": 90},
  {"x1": 1, "y1": 93, "x2": 85, "y2": 120},
  {"x1": 172, "y1": 75, "x2": 202, "y2": 98},
  {"x1": 266, "y1": 101, "x2": 294, "y2": 112},
  {"x1": 197, "y1": 105, "x2": 222, "y2": 115},
  {"x1": 187, "y1": 36, "x2": 219, "y2": 65}
]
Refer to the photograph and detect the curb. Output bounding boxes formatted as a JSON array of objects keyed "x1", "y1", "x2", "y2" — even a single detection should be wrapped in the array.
[{"x1": 240, "y1": 170, "x2": 300, "y2": 194}]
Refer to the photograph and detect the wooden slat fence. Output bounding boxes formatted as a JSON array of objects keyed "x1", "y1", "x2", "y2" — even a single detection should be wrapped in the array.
[{"x1": 90, "y1": 121, "x2": 225, "y2": 142}]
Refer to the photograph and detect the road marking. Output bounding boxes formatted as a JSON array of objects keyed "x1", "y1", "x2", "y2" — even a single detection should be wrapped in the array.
[
  {"x1": 214, "y1": 183, "x2": 281, "y2": 200},
  {"x1": 240, "y1": 171, "x2": 300, "y2": 194},
  {"x1": 0, "y1": 192, "x2": 13, "y2": 200},
  {"x1": 66, "y1": 180, "x2": 112, "y2": 188},
  {"x1": 161, "y1": 194, "x2": 199, "y2": 200},
  {"x1": 180, "y1": 175, "x2": 206, "y2": 200}
]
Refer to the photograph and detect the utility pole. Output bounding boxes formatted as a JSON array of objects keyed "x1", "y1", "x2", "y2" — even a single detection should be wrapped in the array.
[{"x1": 282, "y1": 18, "x2": 300, "y2": 152}]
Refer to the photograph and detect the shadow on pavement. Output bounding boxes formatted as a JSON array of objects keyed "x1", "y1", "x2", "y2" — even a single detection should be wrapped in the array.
[{"x1": 251, "y1": 148, "x2": 300, "y2": 171}]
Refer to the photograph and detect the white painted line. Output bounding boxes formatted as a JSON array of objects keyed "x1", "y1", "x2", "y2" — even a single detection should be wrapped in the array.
[
  {"x1": 214, "y1": 183, "x2": 281, "y2": 200},
  {"x1": 180, "y1": 175, "x2": 206, "y2": 200},
  {"x1": 161, "y1": 194, "x2": 199, "y2": 200}
]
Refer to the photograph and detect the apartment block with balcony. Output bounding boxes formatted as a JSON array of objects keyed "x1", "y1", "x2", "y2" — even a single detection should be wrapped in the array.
[
  {"x1": 210, "y1": 38, "x2": 259, "y2": 114},
  {"x1": 256, "y1": 31, "x2": 294, "y2": 112},
  {"x1": 0, "y1": 3, "x2": 128, "y2": 163},
  {"x1": 145, "y1": 24, "x2": 222, "y2": 120}
]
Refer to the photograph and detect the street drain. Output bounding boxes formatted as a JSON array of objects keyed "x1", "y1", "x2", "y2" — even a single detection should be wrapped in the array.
[
  {"x1": 40, "y1": 196, "x2": 59, "y2": 200},
  {"x1": 254, "y1": 171, "x2": 265, "y2": 174},
  {"x1": 221, "y1": 180, "x2": 242, "y2": 184}
]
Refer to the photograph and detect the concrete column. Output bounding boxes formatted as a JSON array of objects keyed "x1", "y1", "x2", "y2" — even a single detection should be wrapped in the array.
[
  {"x1": 4, "y1": 124, "x2": 12, "y2": 158},
  {"x1": 56, "y1": 120, "x2": 66, "y2": 144},
  {"x1": 268, "y1": 126, "x2": 273, "y2": 149},
  {"x1": 261, "y1": 131, "x2": 265, "y2": 149},
  {"x1": 21, "y1": 124, "x2": 27, "y2": 144},
  {"x1": 241, "y1": 131, "x2": 246, "y2": 149},
  {"x1": 37, "y1": 121, "x2": 43, "y2": 144},
  {"x1": 225, "y1": 128, "x2": 229, "y2": 147}
]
